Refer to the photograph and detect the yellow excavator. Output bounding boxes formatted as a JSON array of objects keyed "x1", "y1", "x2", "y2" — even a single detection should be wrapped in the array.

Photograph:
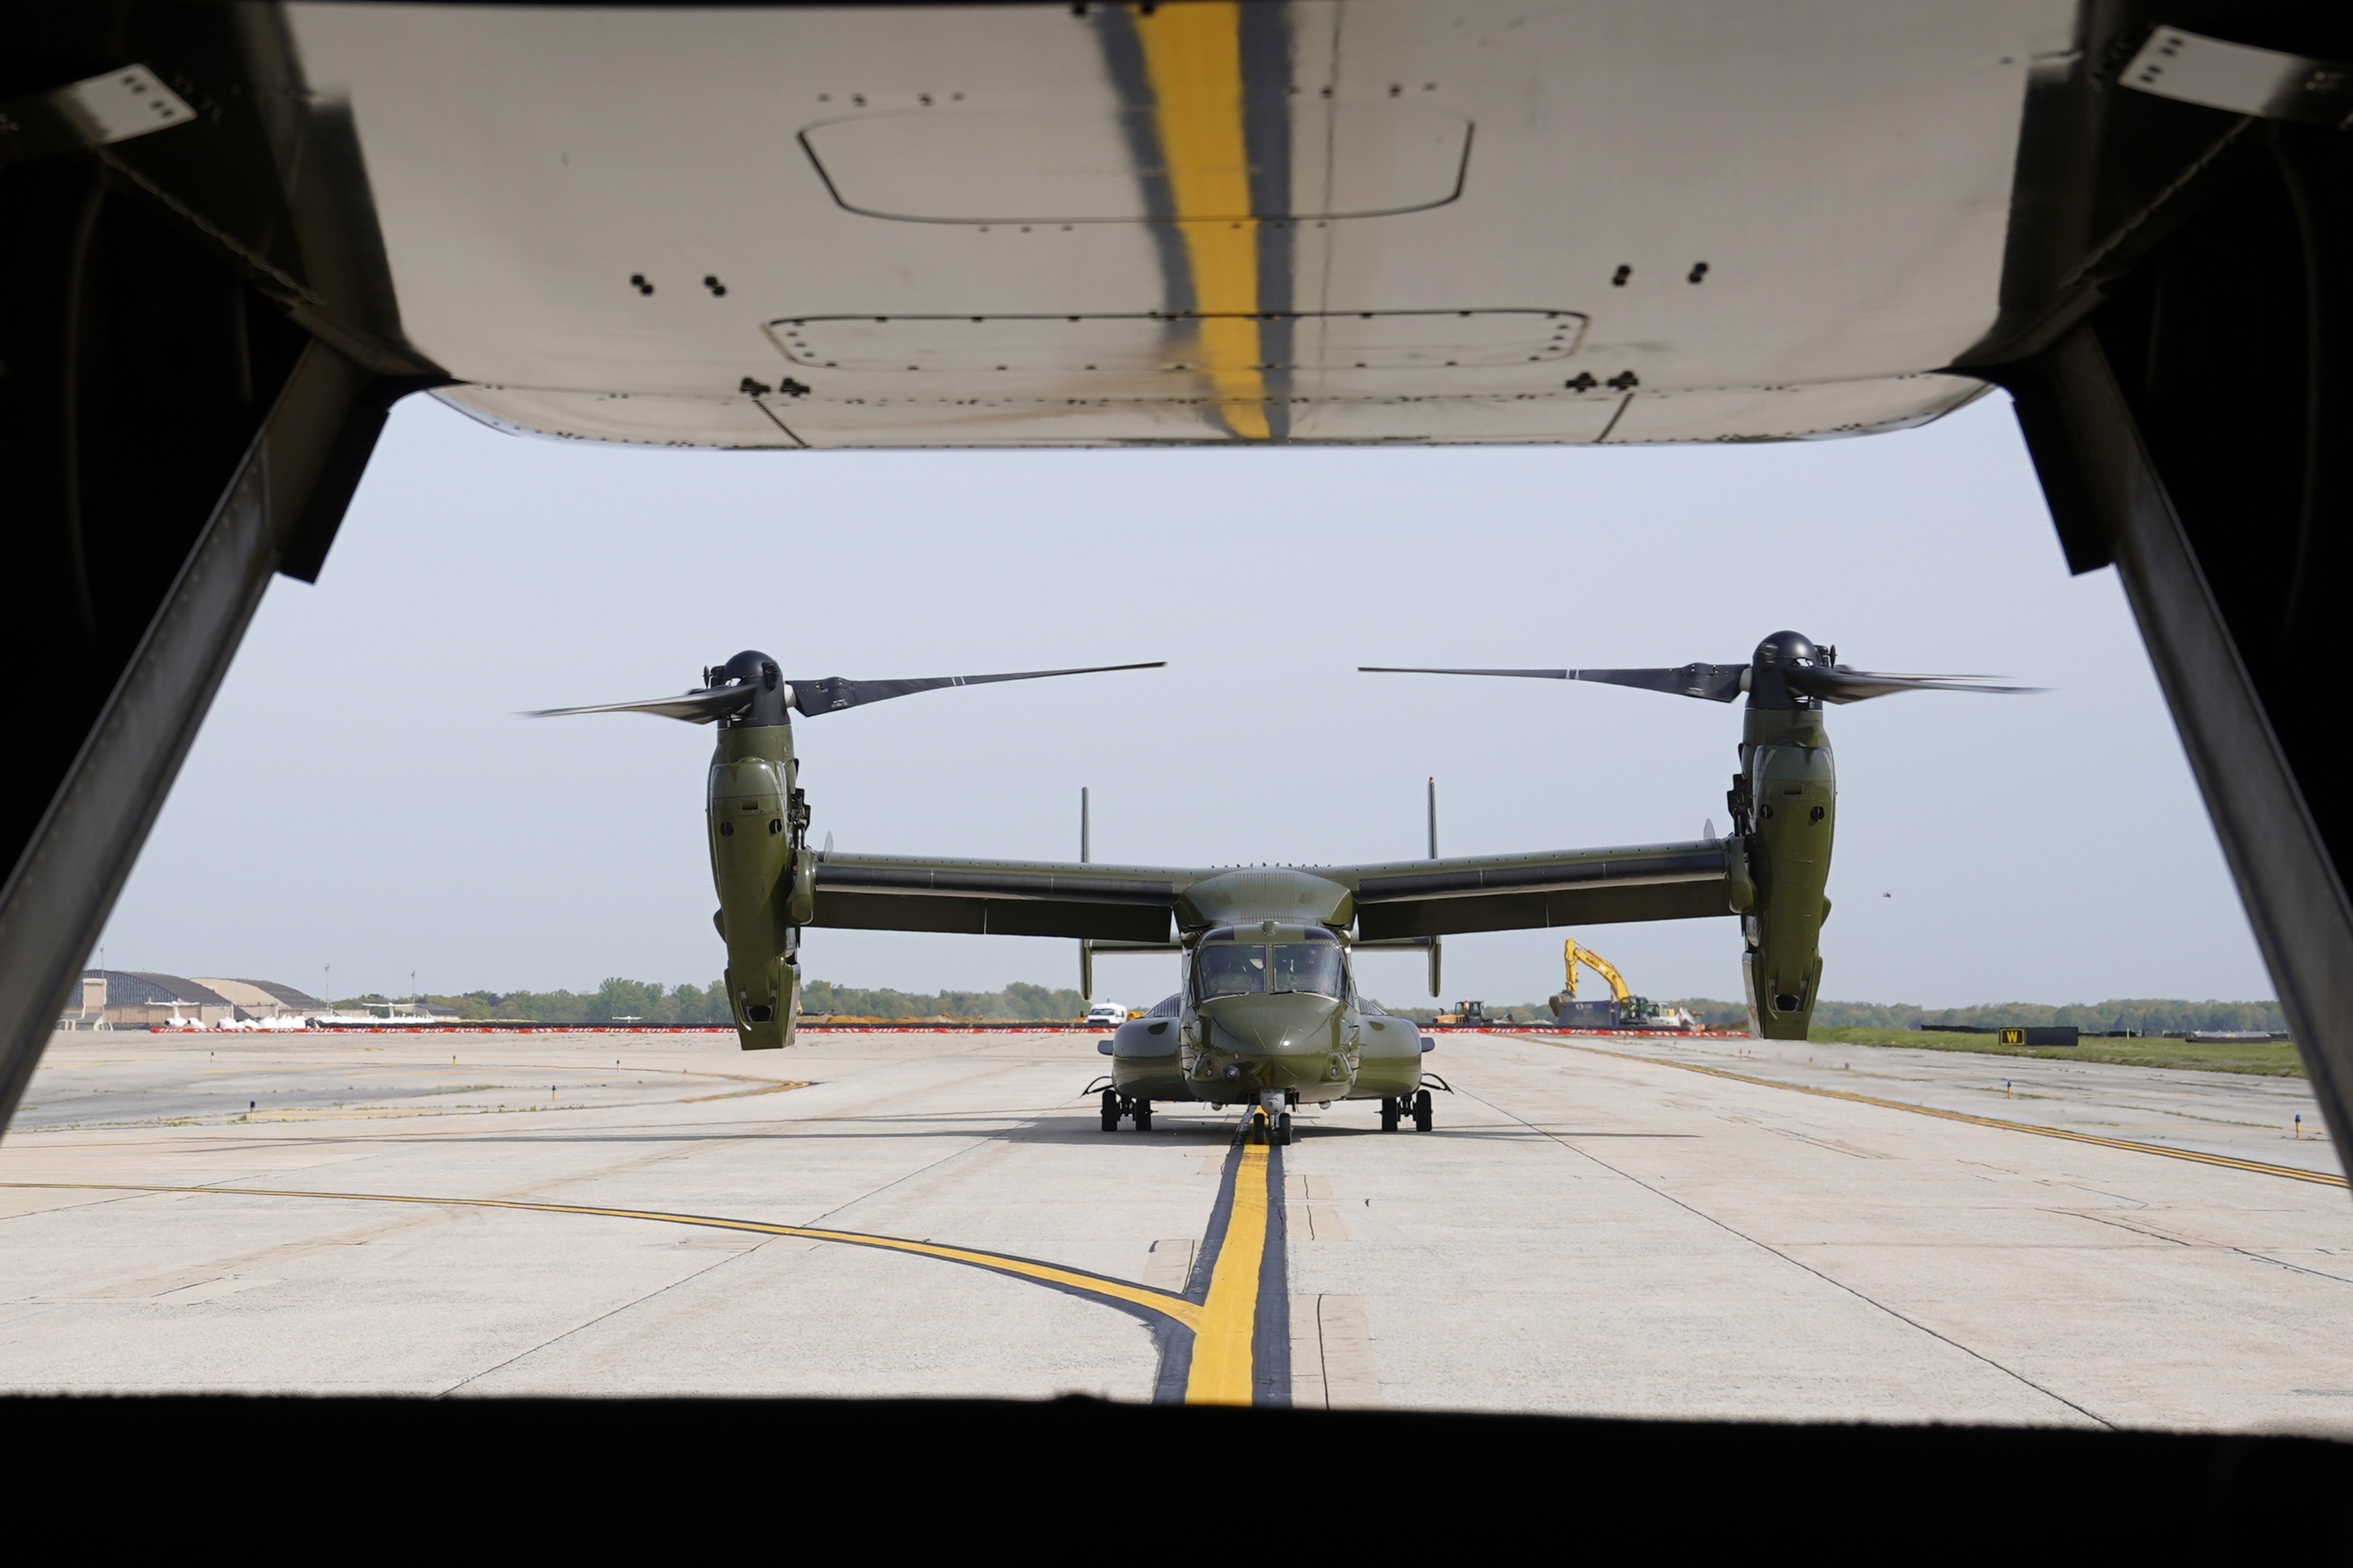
[{"x1": 1549, "y1": 939, "x2": 1692, "y2": 1030}]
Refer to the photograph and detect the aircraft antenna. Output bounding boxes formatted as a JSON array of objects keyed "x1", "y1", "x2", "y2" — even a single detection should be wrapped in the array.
[
  {"x1": 1081, "y1": 786, "x2": 1090, "y2": 863},
  {"x1": 1426, "y1": 777, "x2": 1437, "y2": 860}
]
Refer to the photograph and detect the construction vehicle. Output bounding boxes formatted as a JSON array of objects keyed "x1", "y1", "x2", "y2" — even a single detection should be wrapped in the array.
[
  {"x1": 1550, "y1": 939, "x2": 1697, "y2": 1031},
  {"x1": 1434, "y1": 1000, "x2": 1516, "y2": 1027}
]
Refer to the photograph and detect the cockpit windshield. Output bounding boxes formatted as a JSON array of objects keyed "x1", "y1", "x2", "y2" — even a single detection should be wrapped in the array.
[
  {"x1": 1196, "y1": 944, "x2": 1267, "y2": 999},
  {"x1": 1272, "y1": 943, "x2": 1346, "y2": 998},
  {"x1": 1196, "y1": 941, "x2": 1347, "y2": 1000}
]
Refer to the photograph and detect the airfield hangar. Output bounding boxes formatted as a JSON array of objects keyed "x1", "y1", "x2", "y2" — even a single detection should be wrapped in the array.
[{"x1": 68, "y1": 972, "x2": 322, "y2": 1029}]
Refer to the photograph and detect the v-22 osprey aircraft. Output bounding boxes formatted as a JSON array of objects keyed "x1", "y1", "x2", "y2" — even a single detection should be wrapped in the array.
[{"x1": 537, "y1": 632, "x2": 2025, "y2": 1144}]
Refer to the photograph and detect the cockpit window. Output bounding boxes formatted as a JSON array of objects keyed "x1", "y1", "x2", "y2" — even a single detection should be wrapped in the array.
[
  {"x1": 1271, "y1": 943, "x2": 1345, "y2": 998},
  {"x1": 1196, "y1": 944, "x2": 1267, "y2": 999}
]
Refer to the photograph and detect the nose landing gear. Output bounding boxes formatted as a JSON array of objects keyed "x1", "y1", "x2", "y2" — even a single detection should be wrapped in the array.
[
  {"x1": 1237, "y1": 1089, "x2": 1296, "y2": 1146},
  {"x1": 1239, "y1": 1108, "x2": 1294, "y2": 1145},
  {"x1": 1380, "y1": 1089, "x2": 1437, "y2": 1132},
  {"x1": 1099, "y1": 1089, "x2": 1153, "y2": 1132}
]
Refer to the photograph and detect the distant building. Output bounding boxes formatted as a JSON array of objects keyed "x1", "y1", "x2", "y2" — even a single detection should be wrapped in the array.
[
  {"x1": 193, "y1": 978, "x2": 324, "y2": 1019},
  {"x1": 70, "y1": 971, "x2": 323, "y2": 1029},
  {"x1": 78, "y1": 971, "x2": 236, "y2": 1027},
  {"x1": 59, "y1": 975, "x2": 108, "y2": 1028}
]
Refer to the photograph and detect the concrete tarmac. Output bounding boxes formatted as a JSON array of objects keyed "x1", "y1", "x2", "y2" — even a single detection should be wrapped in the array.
[{"x1": 5, "y1": 1027, "x2": 2352, "y2": 1431}]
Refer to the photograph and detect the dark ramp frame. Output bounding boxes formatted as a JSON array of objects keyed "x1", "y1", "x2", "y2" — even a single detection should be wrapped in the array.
[
  {"x1": 9, "y1": 1393, "x2": 2350, "y2": 1553},
  {"x1": 0, "y1": 8, "x2": 442, "y2": 1127},
  {"x1": 0, "y1": 339, "x2": 428, "y2": 1124},
  {"x1": 5, "y1": 1, "x2": 2353, "y2": 1197},
  {"x1": 1955, "y1": 9, "x2": 2353, "y2": 1164}
]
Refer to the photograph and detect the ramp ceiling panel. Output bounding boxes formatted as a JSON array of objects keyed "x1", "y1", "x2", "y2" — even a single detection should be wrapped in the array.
[
  {"x1": 799, "y1": 104, "x2": 1474, "y2": 223},
  {"x1": 764, "y1": 311, "x2": 1588, "y2": 373},
  {"x1": 285, "y1": 0, "x2": 2075, "y2": 448}
]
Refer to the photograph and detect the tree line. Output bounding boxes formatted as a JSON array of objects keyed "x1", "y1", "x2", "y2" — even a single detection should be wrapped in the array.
[
  {"x1": 371, "y1": 982, "x2": 2283, "y2": 1034},
  {"x1": 1793, "y1": 998, "x2": 2289, "y2": 1033},
  {"x1": 1375, "y1": 997, "x2": 2287, "y2": 1031},
  {"x1": 395, "y1": 977, "x2": 1092, "y2": 1024},
  {"x1": 399, "y1": 980, "x2": 735, "y2": 1024}
]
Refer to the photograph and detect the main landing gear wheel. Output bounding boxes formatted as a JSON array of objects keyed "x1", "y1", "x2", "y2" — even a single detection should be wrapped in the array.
[
  {"x1": 1133, "y1": 1100, "x2": 1153, "y2": 1132},
  {"x1": 1100, "y1": 1089, "x2": 1120, "y2": 1132},
  {"x1": 1413, "y1": 1087, "x2": 1434, "y2": 1132},
  {"x1": 1271, "y1": 1111, "x2": 1292, "y2": 1146},
  {"x1": 1380, "y1": 1098, "x2": 1400, "y2": 1132}
]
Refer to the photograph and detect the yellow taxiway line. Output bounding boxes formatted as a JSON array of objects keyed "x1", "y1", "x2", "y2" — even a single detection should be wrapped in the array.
[
  {"x1": 1184, "y1": 1140, "x2": 1270, "y2": 1404},
  {"x1": 6, "y1": 1117, "x2": 1301, "y2": 1401},
  {"x1": 0, "y1": 1181, "x2": 1203, "y2": 1330},
  {"x1": 1537, "y1": 1040, "x2": 2348, "y2": 1188}
]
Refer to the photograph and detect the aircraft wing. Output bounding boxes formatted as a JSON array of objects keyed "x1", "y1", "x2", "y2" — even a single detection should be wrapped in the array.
[
  {"x1": 1336, "y1": 840, "x2": 1745, "y2": 940},
  {"x1": 811, "y1": 853, "x2": 1186, "y2": 944}
]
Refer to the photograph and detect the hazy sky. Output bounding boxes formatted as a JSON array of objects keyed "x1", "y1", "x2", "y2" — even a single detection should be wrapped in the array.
[{"x1": 96, "y1": 389, "x2": 2273, "y2": 1009}]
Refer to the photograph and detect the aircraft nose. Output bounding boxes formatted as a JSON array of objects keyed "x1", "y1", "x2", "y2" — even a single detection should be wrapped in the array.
[{"x1": 1202, "y1": 993, "x2": 1340, "y2": 1053}]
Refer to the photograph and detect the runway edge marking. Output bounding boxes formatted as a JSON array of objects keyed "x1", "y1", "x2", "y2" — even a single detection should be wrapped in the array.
[{"x1": 1526, "y1": 1040, "x2": 2348, "y2": 1188}]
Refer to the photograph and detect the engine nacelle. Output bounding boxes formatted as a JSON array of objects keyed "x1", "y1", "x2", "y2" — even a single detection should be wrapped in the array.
[
  {"x1": 710, "y1": 724, "x2": 802, "y2": 1050},
  {"x1": 1740, "y1": 705, "x2": 1834, "y2": 1039}
]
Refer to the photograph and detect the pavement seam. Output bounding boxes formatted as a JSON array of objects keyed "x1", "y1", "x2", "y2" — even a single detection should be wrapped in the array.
[
  {"x1": 8, "y1": 1063, "x2": 807, "y2": 1133},
  {"x1": 2061, "y1": 1210, "x2": 2194, "y2": 1246},
  {"x1": 436, "y1": 1246, "x2": 760, "y2": 1397},
  {"x1": 795, "y1": 1062, "x2": 1052, "y2": 1231},
  {"x1": 20, "y1": 1135, "x2": 770, "y2": 1301},
  {"x1": 1452, "y1": 1079, "x2": 2117, "y2": 1430},
  {"x1": 0, "y1": 1188, "x2": 167, "y2": 1227},
  {"x1": 2231, "y1": 1249, "x2": 2353, "y2": 1292}
]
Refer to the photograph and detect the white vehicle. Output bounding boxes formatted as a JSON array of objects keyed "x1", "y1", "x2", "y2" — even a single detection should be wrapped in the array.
[{"x1": 1084, "y1": 1001, "x2": 1127, "y2": 1028}]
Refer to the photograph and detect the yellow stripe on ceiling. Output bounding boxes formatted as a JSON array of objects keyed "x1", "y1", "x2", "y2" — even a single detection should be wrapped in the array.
[{"x1": 1136, "y1": 1, "x2": 1270, "y2": 441}]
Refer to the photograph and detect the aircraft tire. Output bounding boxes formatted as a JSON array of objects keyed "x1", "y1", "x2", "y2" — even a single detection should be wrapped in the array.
[
  {"x1": 1133, "y1": 1100, "x2": 1153, "y2": 1132},
  {"x1": 1276, "y1": 1111, "x2": 1293, "y2": 1145},
  {"x1": 1413, "y1": 1088, "x2": 1433, "y2": 1132},
  {"x1": 1100, "y1": 1089, "x2": 1120, "y2": 1132},
  {"x1": 1380, "y1": 1098, "x2": 1400, "y2": 1132}
]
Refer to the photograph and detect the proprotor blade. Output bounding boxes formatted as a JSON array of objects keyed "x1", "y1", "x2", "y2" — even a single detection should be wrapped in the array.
[
  {"x1": 1786, "y1": 667, "x2": 2044, "y2": 704},
  {"x1": 1358, "y1": 666, "x2": 1568, "y2": 679},
  {"x1": 1569, "y1": 666, "x2": 1745, "y2": 702},
  {"x1": 524, "y1": 687, "x2": 751, "y2": 724},
  {"x1": 789, "y1": 660, "x2": 1165, "y2": 717},
  {"x1": 1360, "y1": 665, "x2": 1745, "y2": 701}
]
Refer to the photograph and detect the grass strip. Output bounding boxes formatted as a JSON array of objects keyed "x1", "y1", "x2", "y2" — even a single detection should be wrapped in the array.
[{"x1": 1805, "y1": 1026, "x2": 2302, "y2": 1078}]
